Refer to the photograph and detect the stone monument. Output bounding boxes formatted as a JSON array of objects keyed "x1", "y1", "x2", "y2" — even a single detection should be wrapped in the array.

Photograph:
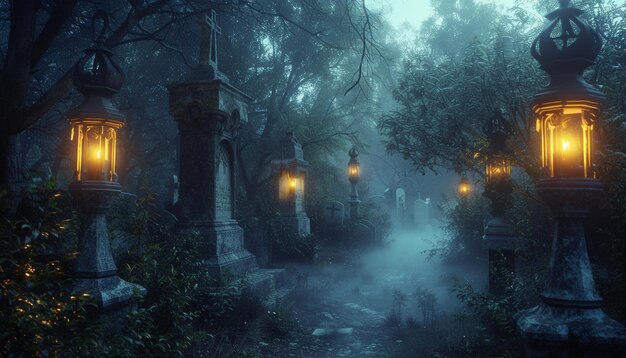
[
  {"x1": 271, "y1": 132, "x2": 311, "y2": 236},
  {"x1": 167, "y1": 10, "x2": 256, "y2": 277}
]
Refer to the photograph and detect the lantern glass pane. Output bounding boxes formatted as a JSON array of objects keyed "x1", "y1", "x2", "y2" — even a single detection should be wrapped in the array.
[
  {"x1": 537, "y1": 104, "x2": 595, "y2": 178},
  {"x1": 71, "y1": 121, "x2": 118, "y2": 182},
  {"x1": 348, "y1": 163, "x2": 359, "y2": 178}
]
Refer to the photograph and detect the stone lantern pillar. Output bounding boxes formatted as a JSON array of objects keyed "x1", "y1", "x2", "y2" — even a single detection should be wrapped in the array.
[
  {"x1": 347, "y1": 147, "x2": 361, "y2": 222},
  {"x1": 67, "y1": 11, "x2": 145, "y2": 312},
  {"x1": 482, "y1": 110, "x2": 517, "y2": 294},
  {"x1": 515, "y1": 1, "x2": 626, "y2": 355},
  {"x1": 271, "y1": 132, "x2": 311, "y2": 236}
]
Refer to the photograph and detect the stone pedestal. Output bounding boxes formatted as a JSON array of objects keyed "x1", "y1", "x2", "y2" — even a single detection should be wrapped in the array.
[
  {"x1": 348, "y1": 184, "x2": 360, "y2": 222},
  {"x1": 70, "y1": 181, "x2": 145, "y2": 312},
  {"x1": 168, "y1": 73, "x2": 258, "y2": 277},
  {"x1": 483, "y1": 216, "x2": 517, "y2": 294},
  {"x1": 271, "y1": 132, "x2": 311, "y2": 237},
  {"x1": 516, "y1": 178, "x2": 626, "y2": 356}
]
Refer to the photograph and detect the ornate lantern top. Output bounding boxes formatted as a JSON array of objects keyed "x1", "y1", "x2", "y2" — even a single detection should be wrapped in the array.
[
  {"x1": 73, "y1": 11, "x2": 125, "y2": 96},
  {"x1": 530, "y1": 0, "x2": 604, "y2": 104},
  {"x1": 69, "y1": 11, "x2": 125, "y2": 124},
  {"x1": 349, "y1": 146, "x2": 359, "y2": 162},
  {"x1": 483, "y1": 110, "x2": 512, "y2": 156}
]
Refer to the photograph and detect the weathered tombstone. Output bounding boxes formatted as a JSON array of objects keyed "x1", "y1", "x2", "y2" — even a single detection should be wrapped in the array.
[
  {"x1": 242, "y1": 217, "x2": 271, "y2": 268},
  {"x1": 270, "y1": 132, "x2": 311, "y2": 236},
  {"x1": 390, "y1": 177, "x2": 421, "y2": 226},
  {"x1": 359, "y1": 219, "x2": 376, "y2": 242},
  {"x1": 167, "y1": 11, "x2": 257, "y2": 277},
  {"x1": 396, "y1": 188, "x2": 406, "y2": 213},
  {"x1": 364, "y1": 195, "x2": 389, "y2": 218},
  {"x1": 323, "y1": 200, "x2": 345, "y2": 228},
  {"x1": 165, "y1": 174, "x2": 179, "y2": 212},
  {"x1": 353, "y1": 221, "x2": 375, "y2": 243},
  {"x1": 413, "y1": 193, "x2": 431, "y2": 227}
]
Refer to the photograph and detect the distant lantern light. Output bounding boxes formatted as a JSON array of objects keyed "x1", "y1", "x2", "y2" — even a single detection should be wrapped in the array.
[
  {"x1": 458, "y1": 177, "x2": 472, "y2": 197},
  {"x1": 530, "y1": 0, "x2": 604, "y2": 178},
  {"x1": 68, "y1": 11, "x2": 125, "y2": 183},
  {"x1": 348, "y1": 147, "x2": 360, "y2": 184},
  {"x1": 483, "y1": 110, "x2": 513, "y2": 184},
  {"x1": 486, "y1": 157, "x2": 512, "y2": 183},
  {"x1": 279, "y1": 171, "x2": 301, "y2": 200}
]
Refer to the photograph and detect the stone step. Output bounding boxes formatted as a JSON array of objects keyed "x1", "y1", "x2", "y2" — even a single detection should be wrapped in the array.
[{"x1": 241, "y1": 268, "x2": 295, "y2": 304}]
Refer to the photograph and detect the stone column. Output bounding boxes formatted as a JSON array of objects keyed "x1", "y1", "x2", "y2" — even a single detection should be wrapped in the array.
[
  {"x1": 168, "y1": 76, "x2": 257, "y2": 277},
  {"x1": 70, "y1": 181, "x2": 146, "y2": 312},
  {"x1": 348, "y1": 183, "x2": 360, "y2": 222},
  {"x1": 516, "y1": 178, "x2": 626, "y2": 355},
  {"x1": 483, "y1": 177, "x2": 517, "y2": 294}
]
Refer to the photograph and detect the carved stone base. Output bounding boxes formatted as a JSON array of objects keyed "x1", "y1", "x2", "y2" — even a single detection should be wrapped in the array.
[
  {"x1": 271, "y1": 214, "x2": 311, "y2": 237},
  {"x1": 483, "y1": 217, "x2": 518, "y2": 251},
  {"x1": 516, "y1": 178, "x2": 626, "y2": 356},
  {"x1": 73, "y1": 276, "x2": 146, "y2": 313},
  {"x1": 176, "y1": 220, "x2": 258, "y2": 277},
  {"x1": 516, "y1": 303, "x2": 626, "y2": 356}
]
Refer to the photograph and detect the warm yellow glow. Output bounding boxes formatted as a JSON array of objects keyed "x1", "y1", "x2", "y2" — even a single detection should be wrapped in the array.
[
  {"x1": 534, "y1": 100, "x2": 597, "y2": 178},
  {"x1": 561, "y1": 139, "x2": 571, "y2": 152},
  {"x1": 69, "y1": 119, "x2": 121, "y2": 182},
  {"x1": 290, "y1": 178, "x2": 297, "y2": 188}
]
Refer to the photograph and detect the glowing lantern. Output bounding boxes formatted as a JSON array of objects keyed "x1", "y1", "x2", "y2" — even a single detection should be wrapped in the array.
[
  {"x1": 531, "y1": 0, "x2": 603, "y2": 178},
  {"x1": 483, "y1": 110, "x2": 513, "y2": 184},
  {"x1": 535, "y1": 103, "x2": 597, "y2": 178},
  {"x1": 68, "y1": 11, "x2": 125, "y2": 183},
  {"x1": 348, "y1": 147, "x2": 360, "y2": 184},
  {"x1": 458, "y1": 177, "x2": 471, "y2": 197}
]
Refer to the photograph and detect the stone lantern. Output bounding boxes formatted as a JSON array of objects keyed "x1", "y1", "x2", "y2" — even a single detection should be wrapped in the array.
[
  {"x1": 482, "y1": 110, "x2": 517, "y2": 294},
  {"x1": 67, "y1": 11, "x2": 145, "y2": 312},
  {"x1": 347, "y1": 147, "x2": 361, "y2": 221},
  {"x1": 516, "y1": 1, "x2": 626, "y2": 355},
  {"x1": 271, "y1": 132, "x2": 311, "y2": 236}
]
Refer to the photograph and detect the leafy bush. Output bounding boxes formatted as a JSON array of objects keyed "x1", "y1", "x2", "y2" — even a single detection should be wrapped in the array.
[{"x1": 0, "y1": 185, "x2": 95, "y2": 356}]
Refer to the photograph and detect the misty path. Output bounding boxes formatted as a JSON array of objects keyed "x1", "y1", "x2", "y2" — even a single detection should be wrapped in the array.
[{"x1": 257, "y1": 225, "x2": 486, "y2": 357}]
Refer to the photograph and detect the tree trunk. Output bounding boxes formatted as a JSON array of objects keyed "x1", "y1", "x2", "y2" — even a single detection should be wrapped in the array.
[{"x1": 0, "y1": 132, "x2": 23, "y2": 215}]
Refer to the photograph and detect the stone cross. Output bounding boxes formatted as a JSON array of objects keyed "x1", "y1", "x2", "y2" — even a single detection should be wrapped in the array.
[
  {"x1": 326, "y1": 203, "x2": 342, "y2": 220},
  {"x1": 323, "y1": 200, "x2": 345, "y2": 227},
  {"x1": 200, "y1": 9, "x2": 221, "y2": 71}
]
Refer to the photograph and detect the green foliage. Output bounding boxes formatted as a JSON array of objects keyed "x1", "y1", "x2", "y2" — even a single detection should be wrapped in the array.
[
  {"x1": 269, "y1": 225, "x2": 318, "y2": 262},
  {"x1": 433, "y1": 193, "x2": 488, "y2": 259},
  {"x1": 414, "y1": 286, "x2": 437, "y2": 327},
  {"x1": 0, "y1": 185, "x2": 94, "y2": 357}
]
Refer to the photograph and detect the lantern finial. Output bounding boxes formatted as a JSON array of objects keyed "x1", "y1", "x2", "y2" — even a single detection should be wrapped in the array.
[{"x1": 73, "y1": 10, "x2": 125, "y2": 97}]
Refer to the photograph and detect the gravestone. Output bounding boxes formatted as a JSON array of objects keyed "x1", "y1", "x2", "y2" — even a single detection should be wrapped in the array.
[
  {"x1": 167, "y1": 12, "x2": 256, "y2": 277},
  {"x1": 413, "y1": 194, "x2": 431, "y2": 227},
  {"x1": 323, "y1": 200, "x2": 345, "y2": 228},
  {"x1": 364, "y1": 195, "x2": 389, "y2": 218},
  {"x1": 165, "y1": 174, "x2": 179, "y2": 212},
  {"x1": 356, "y1": 219, "x2": 376, "y2": 243},
  {"x1": 270, "y1": 132, "x2": 311, "y2": 236},
  {"x1": 389, "y1": 177, "x2": 420, "y2": 226}
]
